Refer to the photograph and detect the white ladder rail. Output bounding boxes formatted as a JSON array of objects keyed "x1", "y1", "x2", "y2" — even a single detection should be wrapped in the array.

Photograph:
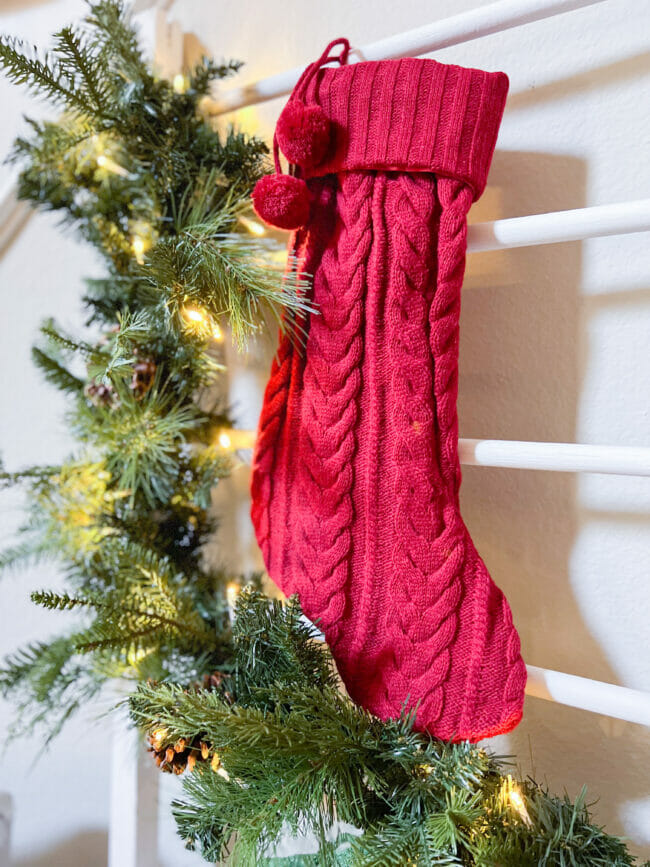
[
  {"x1": 205, "y1": 0, "x2": 607, "y2": 114},
  {"x1": 0, "y1": 180, "x2": 31, "y2": 259}
]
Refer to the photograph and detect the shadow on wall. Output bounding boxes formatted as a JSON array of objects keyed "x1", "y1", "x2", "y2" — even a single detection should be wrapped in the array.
[
  {"x1": 462, "y1": 150, "x2": 650, "y2": 858},
  {"x1": 13, "y1": 830, "x2": 107, "y2": 867}
]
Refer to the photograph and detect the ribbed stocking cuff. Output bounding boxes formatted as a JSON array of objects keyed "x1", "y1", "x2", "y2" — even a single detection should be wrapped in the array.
[{"x1": 299, "y1": 57, "x2": 508, "y2": 201}]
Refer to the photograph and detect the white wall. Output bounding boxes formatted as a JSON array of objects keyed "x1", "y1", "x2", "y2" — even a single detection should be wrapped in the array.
[
  {"x1": 0, "y1": 0, "x2": 112, "y2": 862},
  {"x1": 1, "y1": 0, "x2": 649, "y2": 863}
]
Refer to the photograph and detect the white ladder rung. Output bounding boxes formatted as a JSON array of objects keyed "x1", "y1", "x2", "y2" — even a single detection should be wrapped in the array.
[
  {"x1": 526, "y1": 666, "x2": 650, "y2": 727},
  {"x1": 468, "y1": 199, "x2": 650, "y2": 252},
  {"x1": 303, "y1": 618, "x2": 650, "y2": 727},
  {"x1": 235, "y1": 434, "x2": 650, "y2": 478},
  {"x1": 459, "y1": 439, "x2": 650, "y2": 476}
]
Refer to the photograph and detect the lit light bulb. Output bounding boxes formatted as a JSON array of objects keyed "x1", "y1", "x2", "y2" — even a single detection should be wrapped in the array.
[
  {"x1": 96, "y1": 153, "x2": 129, "y2": 177},
  {"x1": 184, "y1": 307, "x2": 206, "y2": 324},
  {"x1": 181, "y1": 306, "x2": 211, "y2": 336},
  {"x1": 172, "y1": 73, "x2": 187, "y2": 94},
  {"x1": 509, "y1": 788, "x2": 525, "y2": 811},
  {"x1": 505, "y1": 777, "x2": 532, "y2": 826},
  {"x1": 226, "y1": 581, "x2": 240, "y2": 625},
  {"x1": 132, "y1": 235, "x2": 146, "y2": 264},
  {"x1": 214, "y1": 428, "x2": 255, "y2": 451},
  {"x1": 126, "y1": 646, "x2": 151, "y2": 666},
  {"x1": 212, "y1": 322, "x2": 224, "y2": 342},
  {"x1": 238, "y1": 215, "x2": 266, "y2": 237}
]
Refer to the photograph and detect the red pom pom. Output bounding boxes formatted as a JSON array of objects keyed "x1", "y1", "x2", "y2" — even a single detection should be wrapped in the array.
[
  {"x1": 276, "y1": 100, "x2": 331, "y2": 168},
  {"x1": 252, "y1": 174, "x2": 310, "y2": 231}
]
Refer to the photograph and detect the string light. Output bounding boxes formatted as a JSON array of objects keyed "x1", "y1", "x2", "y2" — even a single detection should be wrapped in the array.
[
  {"x1": 503, "y1": 775, "x2": 532, "y2": 826},
  {"x1": 226, "y1": 582, "x2": 240, "y2": 609},
  {"x1": 226, "y1": 582, "x2": 240, "y2": 625},
  {"x1": 179, "y1": 305, "x2": 225, "y2": 342},
  {"x1": 215, "y1": 428, "x2": 256, "y2": 451},
  {"x1": 269, "y1": 248, "x2": 288, "y2": 264},
  {"x1": 131, "y1": 235, "x2": 147, "y2": 264},
  {"x1": 96, "y1": 153, "x2": 129, "y2": 177},
  {"x1": 129, "y1": 220, "x2": 156, "y2": 265},
  {"x1": 172, "y1": 73, "x2": 188, "y2": 94},
  {"x1": 181, "y1": 306, "x2": 222, "y2": 342},
  {"x1": 126, "y1": 646, "x2": 153, "y2": 666},
  {"x1": 238, "y1": 215, "x2": 266, "y2": 237},
  {"x1": 183, "y1": 306, "x2": 206, "y2": 325},
  {"x1": 90, "y1": 136, "x2": 129, "y2": 176}
]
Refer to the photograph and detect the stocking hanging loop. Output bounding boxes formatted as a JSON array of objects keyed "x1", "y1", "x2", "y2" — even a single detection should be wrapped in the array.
[{"x1": 252, "y1": 38, "x2": 351, "y2": 231}]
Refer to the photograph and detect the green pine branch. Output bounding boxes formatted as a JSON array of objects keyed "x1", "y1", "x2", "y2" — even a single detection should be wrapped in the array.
[
  {"x1": 129, "y1": 592, "x2": 649, "y2": 867},
  {"x1": 32, "y1": 346, "x2": 85, "y2": 394},
  {"x1": 146, "y1": 189, "x2": 315, "y2": 348},
  {"x1": 85, "y1": 0, "x2": 149, "y2": 85},
  {"x1": 189, "y1": 57, "x2": 244, "y2": 95},
  {"x1": 0, "y1": 536, "x2": 51, "y2": 573},
  {"x1": 0, "y1": 461, "x2": 61, "y2": 489},
  {"x1": 53, "y1": 25, "x2": 110, "y2": 116},
  {"x1": 0, "y1": 636, "x2": 103, "y2": 741},
  {"x1": 39, "y1": 319, "x2": 98, "y2": 357},
  {"x1": 72, "y1": 383, "x2": 205, "y2": 507},
  {"x1": 32, "y1": 574, "x2": 219, "y2": 659},
  {"x1": 0, "y1": 35, "x2": 93, "y2": 113}
]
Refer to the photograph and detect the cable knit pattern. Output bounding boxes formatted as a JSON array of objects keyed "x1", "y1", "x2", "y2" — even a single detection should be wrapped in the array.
[
  {"x1": 250, "y1": 329, "x2": 294, "y2": 567},
  {"x1": 250, "y1": 179, "x2": 337, "y2": 578},
  {"x1": 431, "y1": 178, "x2": 471, "y2": 496},
  {"x1": 382, "y1": 173, "x2": 463, "y2": 727},
  {"x1": 291, "y1": 171, "x2": 372, "y2": 648},
  {"x1": 250, "y1": 46, "x2": 527, "y2": 741}
]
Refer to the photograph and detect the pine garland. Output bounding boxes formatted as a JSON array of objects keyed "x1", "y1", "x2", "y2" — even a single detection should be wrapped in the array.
[
  {"x1": 0, "y1": 0, "x2": 288, "y2": 737},
  {"x1": 0, "y1": 2, "x2": 647, "y2": 864},
  {"x1": 131, "y1": 589, "x2": 648, "y2": 867}
]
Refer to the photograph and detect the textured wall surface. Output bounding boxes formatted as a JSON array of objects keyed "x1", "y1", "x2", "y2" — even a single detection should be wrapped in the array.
[{"x1": 1, "y1": 0, "x2": 649, "y2": 863}]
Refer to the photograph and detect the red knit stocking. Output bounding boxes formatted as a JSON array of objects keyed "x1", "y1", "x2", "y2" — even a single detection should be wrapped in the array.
[{"x1": 250, "y1": 51, "x2": 527, "y2": 742}]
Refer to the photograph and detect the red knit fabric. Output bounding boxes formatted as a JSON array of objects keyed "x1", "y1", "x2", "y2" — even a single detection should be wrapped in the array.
[{"x1": 250, "y1": 47, "x2": 527, "y2": 742}]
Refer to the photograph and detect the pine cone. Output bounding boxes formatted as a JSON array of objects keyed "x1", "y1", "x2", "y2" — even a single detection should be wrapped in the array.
[
  {"x1": 195, "y1": 670, "x2": 234, "y2": 705},
  {"x1": 84, "y1": 380, "x2": 117, "y2": 408},
  {"x1": 130, "y1": 357, "x2": 156, "y2": 399},
  {"x1": 146, "y1": 730, "x2": 214, "y2": 775},
  {"x1": 146, "y1": 671, "x2": 232, "y2": 775}
]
